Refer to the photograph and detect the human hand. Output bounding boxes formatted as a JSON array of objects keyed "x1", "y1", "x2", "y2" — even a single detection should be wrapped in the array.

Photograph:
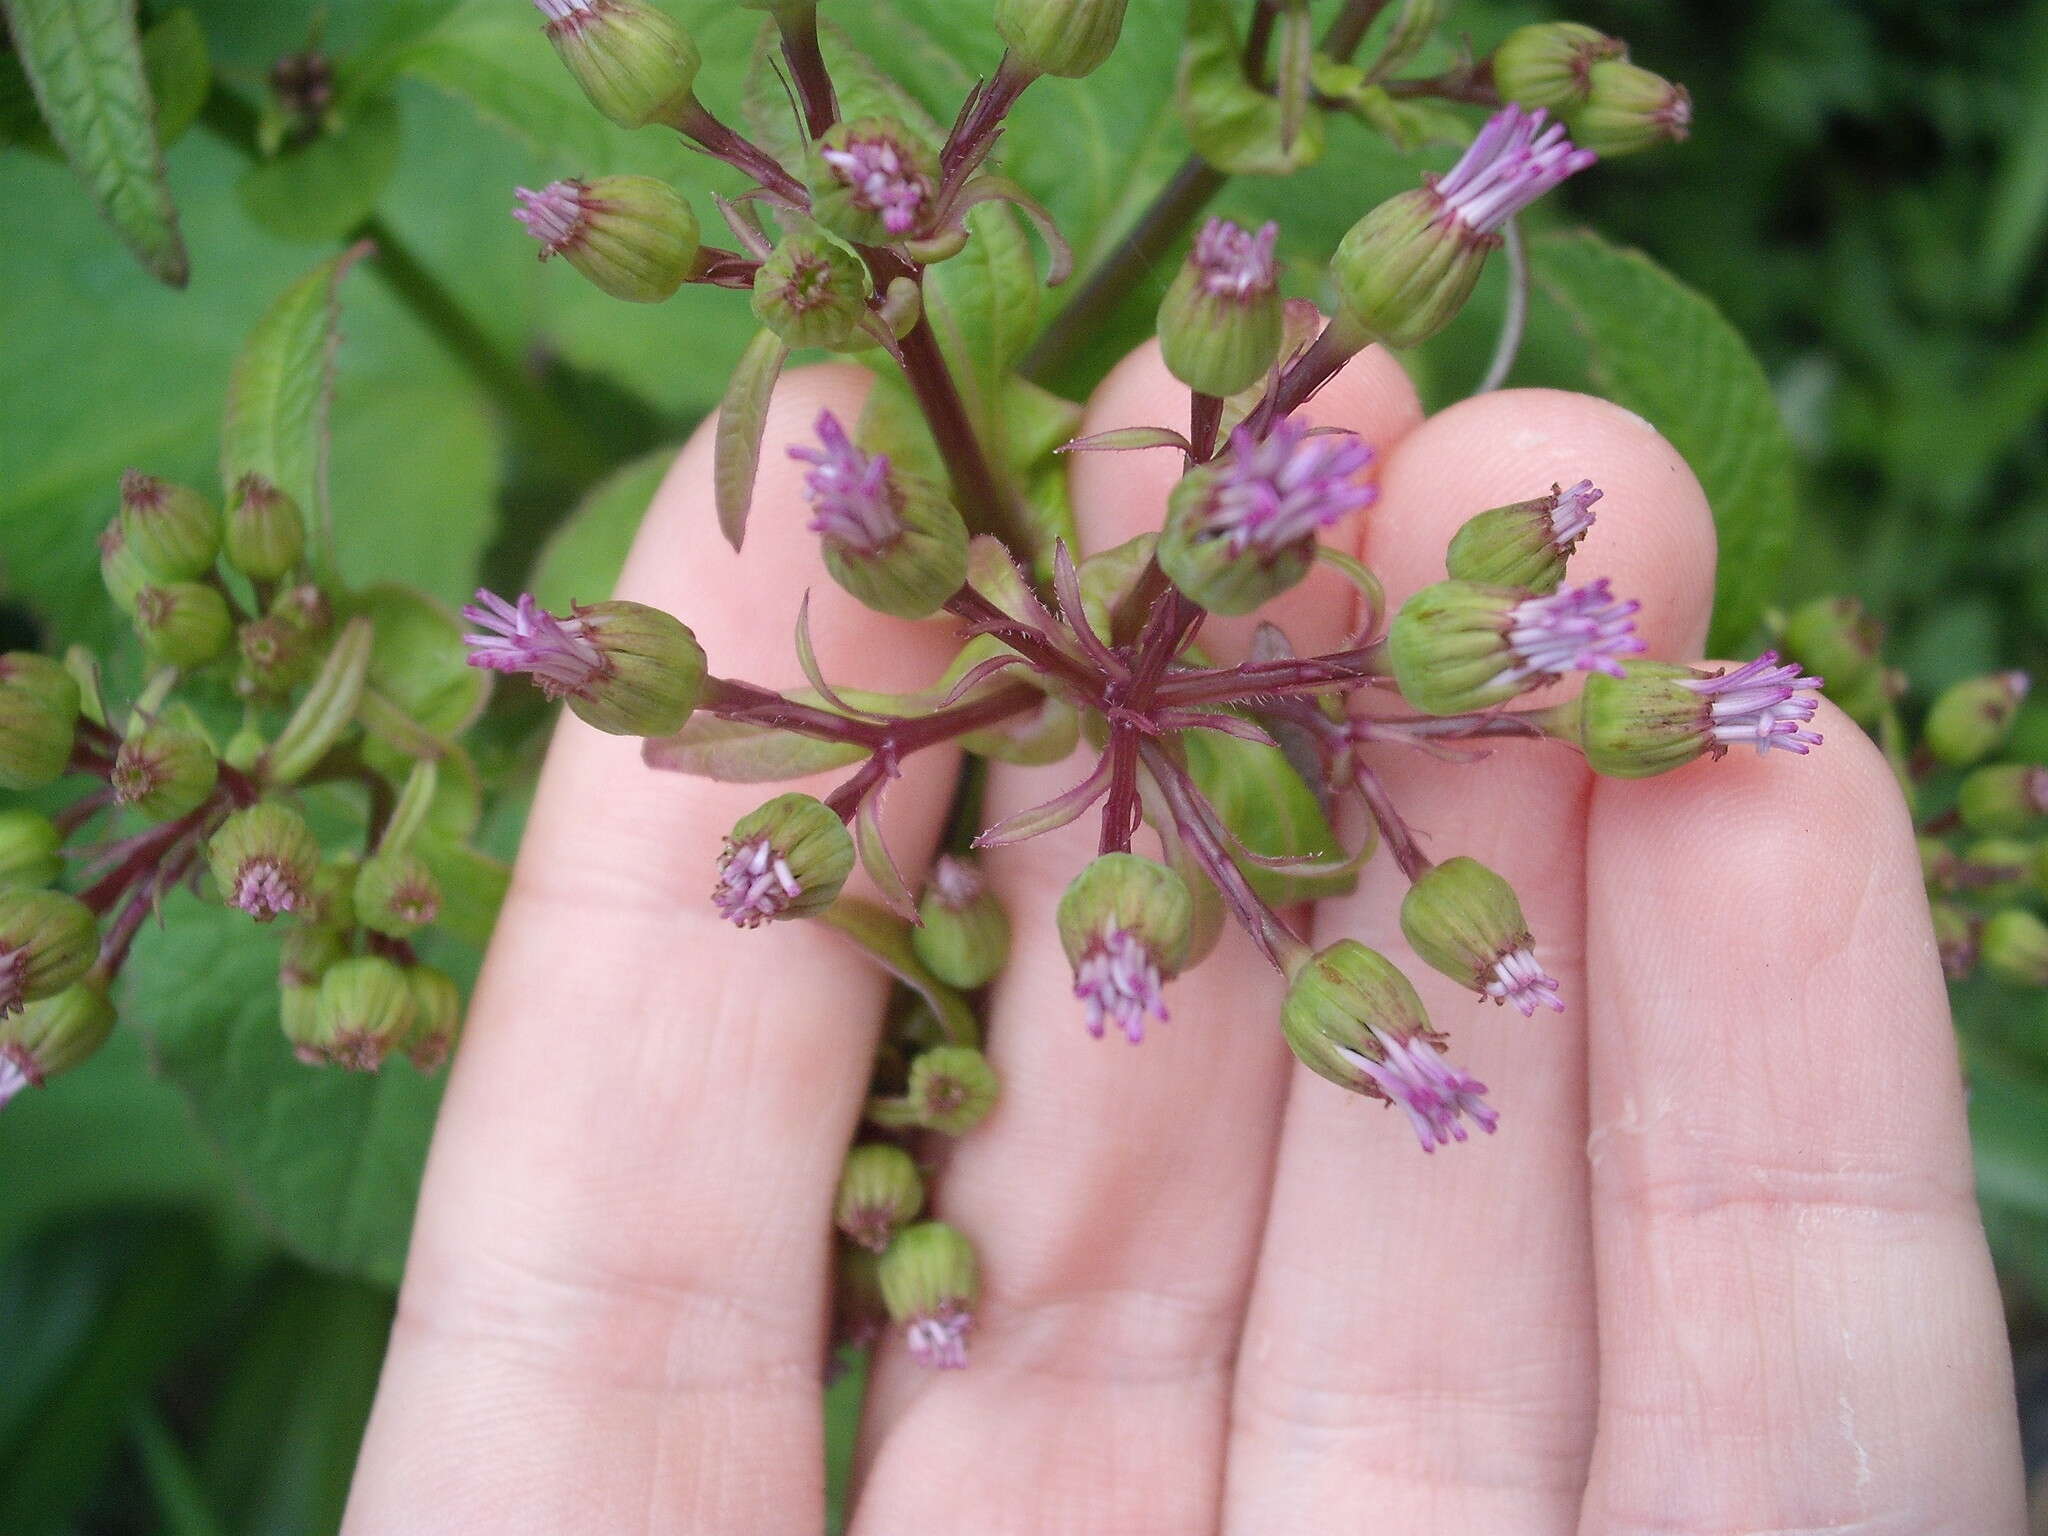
[{"x1": 343, "y1": 343, "x2": 2026, "y2": 1534}]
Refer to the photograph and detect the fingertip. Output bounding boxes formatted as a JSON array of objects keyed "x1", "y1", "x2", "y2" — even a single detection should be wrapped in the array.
[{"x1": 1373, "y1": 388, "x2": 1717, "y2": 658}]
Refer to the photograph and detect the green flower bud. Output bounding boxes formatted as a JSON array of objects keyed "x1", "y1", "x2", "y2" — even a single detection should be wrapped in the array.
[
  {"x1": 1056, "y1": 853, "x2": 1192, "y2": 978},
  {"x1": 235, "y1": 614, "x2": 316, "y2": 702},
  {"x1": 1929, "y1": 901, "x2": 1978, "y2": 981},
  {"x1": 1490, "y1": 22, "x2": 1622, "y2": 111},
  {"x1": 1399, "y1": 856, "x2": 1560, "y2": 1014},
  {"x1": 0, "y1": 810, "x2": 63, "y2": 890},
  {"x1": 99, "y1": 520, "x2": 151, "y2": 613},
  {"x1": 134, "y1": 582, "x2": 233, "y2": 668},
  {"x1": 1332, "y1": 189, "x2": 1487, "y2": 351},
  {"x1": 514, "y1": 176, "x2": 702, "y2": 304},
  {"x1": 222, "y1": 474, "x2": 305, "y2": 582},
  {"x1": 1982, "y1": 908, "x2": 2048, "y2": 988},
  {"x1": 811, "y1": 458, "x2": 969, "y2": 622},
  {"x1": 714, "y1": 793, "x2": 854, "y2": 925},
  {"x1": 1963, "y1": 838, "x2": 2034, "y2": 902},
  {"x1": 118, "y1": 470, "x2": 219, "y2": 580},
  {"x1": 1281, "y1": 940, "x2": 1431, "y2": 1092},
  {"x1": 910, "y1": 855, "x2": 1011, "y2": 989},
  {"x1": 353, "y1": 849, "x2": 441, "y2": 938},
  {"x1": 0, "y1": 889, "x2": 97, "y2": 1016},
  {"x1": 111, "y1": 722, "x2": 219, "y2": 821},
  {"x1": 1389, "y1": 578, "x2": 1643, "y2": 716},
  {"x1": 1959, "y1": 765, "x2": 2048, "y2": 837},
  {"x1": 270, "y1": 582, "x2": 333, "y2": 644},
  {"x1": 278, "y1": 983, "x2": 323, "y2": 1060},
  {"x1": 751, "y1": 234, "x2": 871, "y2": 349},
  {"x1": 208, "y1": 803, "x2": 321, "y2": 922},
  {"x1": 0, "y1": 652, "x2": 80, "y2": 791},
  {"x1": 995, "y1": 0, "x2": 1129, "y2": 78},
  {"x1": 403, "y1": 964, "x2": 464, "y2": 1071},
  {"x1": 278, "y1": 923, "x2": 349, "y2": 990},
  {"x1": 1443, "y1": 480, "x2": 1602, "y2": 594},
  {"x1": 1, "y1": 978, "x2": 115, "y2": 1094},
  {"x1": 1577, "y1": 662, "x2": 1710, "y2": 778},
  {"x1": 905, "y1": 1044, "x2": 999, "y2": 1135},
  {"x1": 878, "y1": 1220, "x2": 978, "y2": 1368},
  {"x1": 539, "y1": 0, "x2": 700, "y2": 131},
  {"x1": 835, "y1": 1143, "x2": 926, "y2": 1252},
  {"x1": 1566, "y1": 58, "x2": 1692, "y2": 158},
  {"x1": 1157, "y1": 217, "x2": 1283, "y2": 397},
  {"x1": 806, "y1": 118, "x2": 936, "y2": 246},
  {"x1": 304, "y1": 955, "x2": 415, "y2": 1071},
  {"x1": 1780, "y1": 596, "x2": 1884, "y2": 704},
  {"x1": 1926, "y1": 672, "x2": 2029, "y2": 768}
]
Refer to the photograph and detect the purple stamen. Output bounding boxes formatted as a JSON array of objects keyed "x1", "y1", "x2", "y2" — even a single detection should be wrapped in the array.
[
  {"x1": 1485, "y1": 947, "x2": 1564, "y2": 1017},
  {"x1": 1497, "y1": 578, "x2": 1643, "y2": 687},
  {"x1": 1546, "y1": 479, "x2": 1602, "y2": 551},
  {"x1": 819, "y1": 134, "x2": 931, "y2": 235},
  {"x1": 1340, "y1": 1027, "x2": 1500, "y2": 1152},
  {"x1": 904, "y1": 1302, "x2": 972, "y2": 1370},
  {"x1": 513, "y1": 181, "x2": 588, "y2": 256},
  {"x1": 231, "y1": 861, "x2": 301, "y2": 922},
  {"x1": 715, "y1": 835, "x2": 802, "y2": 927},
  {"x1": 790, "y1": 411, "x2": 903, "y2": 554},
  {"x1": 462, "y1": 589, "x2": 609, "y2": 699},
  {"x1": 1073, "y1": 927, "x2": 1169, "y2": 1044},
  {"x1": 1431, "y1": 105, "x2": 1597, "y2": 235},
  {"x1": 1201, "y1": 416, "x2": 1378, "y2": 559},
  {"x1": 1191, "y1": 217, "x2": 1279, "y2": 298},
  {"x1": 1684, "y1": 652, "x2": 1824, "y2": 755}
]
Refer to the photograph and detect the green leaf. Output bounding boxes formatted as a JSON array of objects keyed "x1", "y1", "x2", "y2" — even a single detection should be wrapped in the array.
[
  {"x1": 412, "y1": 832, "x2": 509, "y2": 947},
  {"x1": 221, "y1": 245, "x2": 374, "y2": 584},
  {"x1": 3, "y1": 0, "x2": 189, "y2": 284},
  {"x1": 1530, "y1": 230, "x2": 1800, "y2": 654},
  {"x1": 127, "y1": 899, "x2": 444, "y2": 1287},
  {"x1": 141, "y1": 8, "x2": 209, "y2": 148},
  {"x1": 349, "y1": 583, "x2": 491, "y2": 749},
  {"x1": 236, "y1": 94, "x2": 404, "y2": 245},
  {"x1": 530, "y1": 444, "x2": 678, "y2": 609},
  {"x1": 816, "y1": 898, "x2": 979, "y2": 1049},
  {"x1": 642, "y1": 693, "x2": 880, "y2": 783},
  {"x1": 1183, "y1": 729, "x2": 1354, "y2": 904},
  {"x1": 715, "y1": 329, "x2": 791, "y2": 551},
  {"x1": 1176, "y1": 0, "x2": 1325, "y2": 176}
]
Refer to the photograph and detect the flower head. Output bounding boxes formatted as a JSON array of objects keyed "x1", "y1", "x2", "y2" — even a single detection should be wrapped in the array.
[
  {"x1": 818, "y1": 130, "x2": 931, "y2": 235},
  {"x1": 905, "y1": 1304, "x2": 973, "y2": 1370},
  {"x1": 1340, "y1": 1027, "x2": 1499, "y2": 1152},
  {"x1": 462, "y1": 590, "x2": 609, "y2": 699},
  {"x1": 1681, "y1": 652, "x2": 1824, "y2": 755},
  {"x1": 790, "y1": 411, "x2": 902, "y2": 554},
  {"x1": 512, "y1": 180, "x2": 588, "y2": 255},
  {"x1": 1191, "y1": 217, "x2": 1279, "y2": 298},
  {"x1": 233, "y1": 861, "x2": 303, "y2": 921},
  {"x1": 1546, "y1": 479, "x2": 1602, "y2": 550},
  {"x1": 715, "y1": 835, "x2": 802, "y2": 927},
  {"x1": 1073, "y1": 926, "x2": 1169, "y2": 1043},
  {"x1": 1201, "y1": 417, "x2": 1378, "y2": 559},
  {"x1": 1484, "y1": 946, "x2": 1564, "y2": 1016},
  {"x1": 534, "y1": 0, "x2": 594, "y2": 21},
  {"x1": 1496, "y1": 578, "x2": 1643, "y2": 688},
  {"x1": 1431, "y1": 104, "x2": 1597, "y2": 236}
]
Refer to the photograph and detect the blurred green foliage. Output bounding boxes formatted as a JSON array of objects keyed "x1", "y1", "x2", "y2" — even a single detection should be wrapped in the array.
[{"x1": 1, "y1": 0, "x2": 2044, "y2": 1527}]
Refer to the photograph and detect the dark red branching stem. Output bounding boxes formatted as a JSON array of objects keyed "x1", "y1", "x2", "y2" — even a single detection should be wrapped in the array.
[
  {"x1": 700, "y1": 675, "x2": 1044, "y2": 755},
  {"x1": 941, "y1": 589, "x2": 1102, "y2": 695},
  {"x1": 827, "y1": 755, "x2": 893, "y2": 820},
  {"x1": 674, "y1": 100, "x2": 807, "y2": 204},
  {"x1": 1247, "y1": 320, "x2": 1364, "y2": 434},
  {"x1": 1385, "y1": 62, "x2": 1499, "y2": 106},
  {"x1": 775, "y1": 5, "x2": 839, "y2": 138},
  {"x1": 941, "y1": 52, "x2": 1038, "y2": 184},
  {"x1": 1243, "y1": 0, "x2": 1282, "y2": 84},
  {"x1": 1320, "y1": 0, "x2": 1393, "y2": 64},
  {"x1": 1189, "y1": 393, "x2": 1225, "y2": 462},
  {"x1": 54, "y1": 789, "x2": 113, "y2": 837},
  {"x1": 1142, "y1": 741, "x2": 1305, "y2": 970},
  {"x1": 1156, "y1": 640, "x2": 1390, "y2": 706},
  {"x1": 1097, "y1": 731, "x2": 1144, "y2": 854},
  {"x1": 1350, "y1": 759, "x2": 1431, "y2": 882}
]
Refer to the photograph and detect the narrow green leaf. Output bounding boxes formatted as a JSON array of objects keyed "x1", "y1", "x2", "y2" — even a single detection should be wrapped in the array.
[
  {"x1": 1531, "y1": 230, "x2": 1799, "y2": 654},
  {"x1": 642, "y1": 689, "x2": 889, "y2": 784},
  {"x1": 1183, "y1": 729, "x2": 1353, "y2": 904},
  {"x1": 855, "y1": 794, "x2": 920, "y2": 923},
  {"x1": 221, "y1": 245, "x2": 374, "y2": 586},
  {"x1": 1176, "y1": 0, "x2": 1325, "y2": 175},
  {"x1": 715, "y1": 329, "x2": 790, "y2": 551},
  {"x1": 3, "y1": 0, "x2": 188, "y2": 284},
  {"x1": 265, "y1": 615, "x2": 373, "y2": 785}
]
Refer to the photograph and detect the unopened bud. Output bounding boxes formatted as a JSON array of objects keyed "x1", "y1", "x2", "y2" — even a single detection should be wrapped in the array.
[
  {"x1": 835, "y1": 1143, "x2": 926, "y2": 1251},
  {"x1": 1779, "y1": 594, "x2": 1886, "y2": 721},
  {"x1": 278, "y1": 983, "x2": 323, "y2": 1061},
  {"x1": 536, "y1": 0, "x2": 700, "y2": 130},
  {"x1": 1962, "y1": 838, "x2": 2033, "y2": 903},
  {"x1": 304, "y1": 955, "x2": 414, "y2": 1071},
  {"x1": 134, "y1": 582, "x2": 233, "y2": 668},
  {"x1": 1929, "y1": 901, "x2": 1978, "y2": 981},
  {"x1": 788, "y1": 412, "x2": 967, "y2": 619},
  {"x1": 1389, "y1": 578, "x2": 1641, "y2": 715},
  {"x1": 236, "y1": 615, "x2": 314, "y2": 701},
  {"x1": 1490, "y1": 22, "x2": 1622, "y2": 111},
  {"x1": 1926, "y1": 672, "x2": 2029, "y2": 768},
  {"x1": 808, "y1": 119, "x2": 936, "y2": 245},
  {"x1": 462, "y1": 590, "x2": 705, "y2": 736},
  {"x1": 208, "y1": 803, "x2": 321, "y2": 922},
  {"x1": 1334, "y1": 106, "x2": 1593, "y2": 348},
  {"x1": 1579, "y1": 653, "x2": 1824, "y2": 777},
  {"x1": 1982, "y1": 908, "x2": 2048, "y2": 988},
  {"x1": 1156, "y1": 218, "x2": 1283, "y2": 397},
  {"x1": 223, "y1": 474, "x2": 305, "y2": 582},
  {"x1": 1959, "y1": 764, "x2": 2048, "y2": 836},
  {"x1": 112, "y1": 722, "x2": 219, "y2": 821},
  {"x1": 353, "y1": 849, "x2": 441, "y2": 937},
  {"x1": 0, "y1": 652, "x2": 80, "y2": 791},
  {"x1": 403, "y1": 964, "x2": 464, "y2": 1070},
  {"x1": 0, "y1": 889, "x2": 97, "y2": 1017},
  {"x1": 1443, "y1": 480, "x2": 1601, "y2": 594},
  {"x1": 1056, "y1": 853, "x2": 1191, "y2": 1043},
  {"x1": 0, "y1": 979, "x2": 114, "y2": 1102},
  {"x1": 713, "y1": 793, "x2": 854, "y2": 926},
  {"x1": 99, "y1": 520, "x2": 150, "y2": 613},
  {"x1": 513, "y1": 176, "x2": 701, "y2": 304},
  {"x1": 995, "y1": 0, "x2": 1128, "y2": 78},
  {"x1": 1399, "y1": 856, "x2": 1562, "y2": 1015},
  {"x1": 910, "y1": 855, "x2": 1011, "y2": 989},
  {"x1": 878, "y1": 1220, "x2": 978, "y2": 1370},
  {"x1": 271, "y1": 581, "x2": 332, "y2": 641},
  {"x1": 751, "y1": 233, "x2": 870, "y2": 349},
  {"x1": 1566, "y1": 58, "x2": 1691, "y2": 158},
  {"x1": 118, "y1": 471, "x2": 219, "y2": 580},
  {"x1": 0, "y1": 810, "x2": 63, "y2": 890},
  {"x1": 1281, "y1": 939, "x2": 1498, "y2": 1150},
  {"x1": 905, "y1": 1044, "x2": 999, "y2": 1134},
  {"x1": 278, "y1": 923, "x2": 348, "y2": 990}
]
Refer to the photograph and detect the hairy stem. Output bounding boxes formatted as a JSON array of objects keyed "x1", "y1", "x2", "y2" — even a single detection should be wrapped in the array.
[
  {"x1": 1349, "y1": 759, "x2": 1430, "y2": 881},
  {"x1": 891, "y1": 306, "x2": 1034, "y2": 551},
  {"x1": 674, "y1": 98, "x2": 808, "y2": 204},
  {"x1": 941, "y1": 52, "x2": 1039, "y2": 183}
]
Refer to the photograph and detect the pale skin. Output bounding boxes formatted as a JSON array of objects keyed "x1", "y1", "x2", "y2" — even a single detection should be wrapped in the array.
[{"x1": 344, "y1": 341, "x2": 2027, "y2": 1534}]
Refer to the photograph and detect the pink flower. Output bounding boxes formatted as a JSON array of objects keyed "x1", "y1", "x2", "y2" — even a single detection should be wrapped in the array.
[
  {"x1": 1191, "y1": 217, "x2": 1279, "y2": 298},
  {"x1": 1340, "y1": 1028, "x2": 1499, "y2": 1152},
  {"x1": 229, "y1": 861, "x2": 302, "y2": 922},
  {"x1": 1201, "y1": 416, "x2": 1378, "y2": 559},
  {"x1": 1485, "y1": 947, "x2": 1564, "y2": 1017},
  {"x1": 904, "y1": 1302, "x2": 972, "y2": 1370},
  {"x1": 512, "y1": 180, "x2": 590, "y2": 257},
  {"x1": 790, "y1": 412, "x2": 903, "y2": 554},
  {"x1": 1684, "y1": 652, "x2": 1824, "y2": 755},
  {"x1": 1073, "y1": 927, "x2": 1169, "y2": 1043},
  {"x1": 1432, "y1": 105, "x2": 1597, "y2": 235},
  {"x1": 462, "y1": 590, "x2": 609, "y2": 699},
  {"x1": 819, "y1": 133, "x2": 931, "y2": 235},
  {"x1": 1496, "y1": 578, "x2": 1643, "y2": 687},
  {"x1": 1546, "y1": 479, "x2": 1602, "y2": 550},
  {"x1": 714, "y1": 835, "x2": 802, "y2": 927}
]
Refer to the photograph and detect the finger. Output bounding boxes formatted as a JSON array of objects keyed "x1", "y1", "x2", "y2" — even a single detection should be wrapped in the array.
[
  {"x1": 1578, "y1": 699, "x2": 2025, "y2": 1533},
  {"x1": 1226, "y1": 390, "x2": 1716, "y2": 1534},
  {"x1": 347, "y1": 367, "x2": 964, "y2": 1535},
  {"x1": 851, "y1": 339, "x2": 1424, "y2": 1532}
]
